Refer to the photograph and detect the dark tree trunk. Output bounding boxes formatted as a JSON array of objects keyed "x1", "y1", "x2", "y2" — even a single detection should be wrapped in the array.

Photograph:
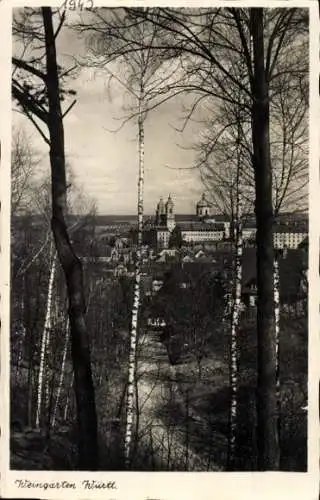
[
  {"x1": 250, "y1": 8, "x2": 280, "y2": 470},
  {"x1": 42, "y1": 7, "x2": 98, "y2": 470}
]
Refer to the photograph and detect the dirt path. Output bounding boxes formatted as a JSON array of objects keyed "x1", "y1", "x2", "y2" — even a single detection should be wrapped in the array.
[{"x1": 135, "y1": 331, "x2": 221, "y2": 471}]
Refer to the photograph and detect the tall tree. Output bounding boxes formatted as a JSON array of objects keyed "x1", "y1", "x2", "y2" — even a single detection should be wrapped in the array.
[
  {"x1": 122, "y1": 76, "x2": 145, "y2": 467},
  {"x1": 227, "y1": 83, "x2": 244, "y2": 469},
  {"x1": 92, "y1": 6, "x2": 307, "y2": 469},
  {"x1": 77, "y1": 8, "x2": 180, "y2": 467},
  {"x1": 12, "y1": 7, "x2": 98, "y2": 469},
  {"x1": 184, "y1": 13, "x2": 306, "y2": 467},
  {"x1": 248, "y1": 8, "x2": 278, "y2": 469}
]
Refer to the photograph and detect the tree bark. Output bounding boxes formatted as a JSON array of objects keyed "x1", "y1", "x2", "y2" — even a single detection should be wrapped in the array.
[
  {"x1": 273, "y1": 256, "x2": 281, "y2": 440},
  {"x1": 227, "y1": 174, "x2": 243, "y2": 471},
  {"x1": 124, "y1": 87, "x2": 145, "y2": 468},
  {"x1": 15, "y1": 294, "x2": 26, "y2": 380},
  {"x1": 250, "y1": 8, "x2": 279, "y2": 470},
  {"x1": 42, "y1": 7, "x2": 98, "y2": 469},
  {"x1": 52, "y1": 318, "x2": 70, "y2": 429},
  {"x1": 22, "y1": 245, "x2": 34, "y2": 427},
  {"x1": 36, "y1": 251, "x2": 56, "y2": 428}
]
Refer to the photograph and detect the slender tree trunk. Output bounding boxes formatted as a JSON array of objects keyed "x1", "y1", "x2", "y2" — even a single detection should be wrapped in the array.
[
  {"x1": 130, "y1": 364, "x2": 141, "y2": 464},
  {"x1": 227, "y1": 153, "x2": 243, "y2": 470},
  {"x1": 42, "y1": 7, "x2": 98, "y2": 469},
  {"x1": 22, "y1": 270, "x2": 34, "y2": 427},
  {"x1": 36, "y1": 252, "x2": 56, "y2": 429},
  {"x1": 45, "y1": 274, "x2": 58, "y2": 415},
  {"x1": 273, "y1": 256, "x2": 281, "y2": 438},
  {"x1": 46, "y1": 367, "x2": 57, "y2": 439},
  {"x1": 15, "y1": 294, "x2": 26, "y2": 380},
  {"x1": 250, "y1": 8, "x2": 279, "y2": 470},
  {"x1": 52, "y1": 319, "x2": 70, "y2": 429},
  {"x1": 124, "y1": 86, "x2": 145, "y2": 468}
]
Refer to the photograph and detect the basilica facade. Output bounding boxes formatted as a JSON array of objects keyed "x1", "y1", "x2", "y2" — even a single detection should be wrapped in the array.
[{"x1": 151, "y1": 194, "x2": 229, "y2": 248}]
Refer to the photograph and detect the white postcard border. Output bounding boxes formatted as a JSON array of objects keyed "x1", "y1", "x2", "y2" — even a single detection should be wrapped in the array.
[{"x1": 1, "y1": 1, "x2": 319, "y2": 499}]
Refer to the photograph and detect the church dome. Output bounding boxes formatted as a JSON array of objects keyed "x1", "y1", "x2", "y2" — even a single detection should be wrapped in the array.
[{"x1": 197, "y1": 193, "x2": 208, "y2": 208}]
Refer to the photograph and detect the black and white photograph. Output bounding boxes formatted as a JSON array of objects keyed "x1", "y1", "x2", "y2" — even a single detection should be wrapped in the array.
[{"x1": 3, "y1": 0, "x2": 317, "y2": 490}]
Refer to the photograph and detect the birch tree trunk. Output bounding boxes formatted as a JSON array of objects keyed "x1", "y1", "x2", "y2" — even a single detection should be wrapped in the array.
[
  {"x1": 35, "y1": 252, "x2": 56, "y2": 429},
  {"x1": 226, "y1": 76, "x2": 245, "y2": 468},
  {"x1": 124, "y1": 87, "x2": 145, "y2": 468},
  {"x1": 24, "y1": 271, "x2": 34, "y2": 427},
  {"x1": 227, "y1": 181, "x2": 243, "y2": 470},
  {"x1": 51, "y1": 318, "x2": 70, "y2": 429},
  {"x1": 273, "y1": 256, "x2": 280, "y2": 434},
  {"x1": 15, "y1": 295, "x2": 26, "y2": 381},
  {"x1": 45, "y1": 295, "x2": 58, "y2": 412}
]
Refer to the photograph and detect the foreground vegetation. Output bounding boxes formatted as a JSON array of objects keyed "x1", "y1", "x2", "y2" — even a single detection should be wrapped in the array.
[{"x1": 11, "y1": 241, "x2": 307, "y2": 470}]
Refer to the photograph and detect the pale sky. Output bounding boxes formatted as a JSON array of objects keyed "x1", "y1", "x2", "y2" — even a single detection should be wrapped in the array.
[{"x1": 13, "y1": 17, "x2": 205, "y2": 215}]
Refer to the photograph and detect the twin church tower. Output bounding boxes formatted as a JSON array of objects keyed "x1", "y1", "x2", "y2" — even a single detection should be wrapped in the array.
[
  {"x1": 155, "y1": 193, "x2": 211, "y2": 231},
  {"x1": 155, "y1": 195, "x2": 175, "y2": 231}
]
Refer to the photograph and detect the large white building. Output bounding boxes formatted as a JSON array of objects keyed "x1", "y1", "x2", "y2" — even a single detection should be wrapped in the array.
[
  {"x1": 242, "y1": 225, "x2": 307, "y2": 249},
  {"x1": 148, "y1": 194, "x2": 307, "y2": 250},
  {"x1": 180, "y1": 222, "x2": 225, "y2": 243},
  {"x1": 273, "y1": 228, "x2": 307, "y2": 249}
]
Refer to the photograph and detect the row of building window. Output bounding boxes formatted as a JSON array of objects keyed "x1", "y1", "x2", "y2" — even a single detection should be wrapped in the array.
[
  {"x1": 274, "y1": 233, "x2": 306, "y2": 239},
  {"x1": 157, "y1": 230, "x2": 307, "y2": 245}
]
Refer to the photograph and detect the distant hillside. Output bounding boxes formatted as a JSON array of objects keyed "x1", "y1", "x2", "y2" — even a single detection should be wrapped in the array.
[{"x1": 11, "y1": 211, "x2": 308, "y2": 229}]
